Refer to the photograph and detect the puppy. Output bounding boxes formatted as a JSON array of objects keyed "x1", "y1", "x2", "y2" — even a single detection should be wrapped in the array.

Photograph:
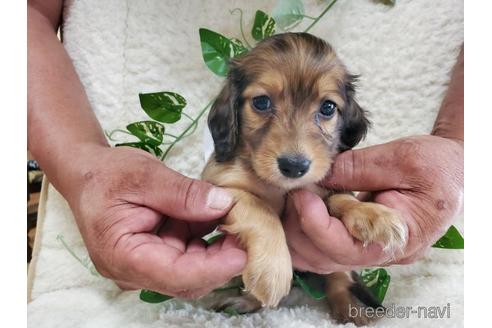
[{"x1": 202, "y1": 33, "x2": 407, "y2": 325}]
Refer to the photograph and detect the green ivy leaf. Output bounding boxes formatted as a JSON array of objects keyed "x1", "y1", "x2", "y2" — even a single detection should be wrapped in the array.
[
  {"x1": 223, "y1": 306, "x2": 240, "y2": 316},
  {"x1": 126, "y1": 121, "x2": 164, "y2": 147},
  {"x1": 199, "y1": 28, "x2": 248, "y2": 76},
  {"x1": 202, "y1": 229, "x2": 224, "y2": 245},
  {"x1": 360, "y1": 268, "x2": 390, "y2": 303},
  {"x1": 230, "y1": 38, "x2": 247, "y2": 51},
  {"x1": 293, "y1": 271, "x2": 326, "y2": 300},
  {"x1": 251, "y1": 10, "x2": 276, "y2": 41},
  {"x1": 272, "y1": 0, "x2": 304, "y2": 31},
  {"x1": 115, "y1": 142, "x2": 163, "y2": 158},
  {"x1": 432, "y1": 225, "x2": 464, "y2": 249},
  {"x1": 139, "y1": 92, "x2": 186, "y2": 123},
  {"x1": 139, "y1": 289, "x2": 173, "y2": 303}
]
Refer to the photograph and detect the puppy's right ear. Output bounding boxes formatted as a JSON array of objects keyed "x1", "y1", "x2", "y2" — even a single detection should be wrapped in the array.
[{"x1": 208, "y1": 79, "x2": 240, "y2": 162}]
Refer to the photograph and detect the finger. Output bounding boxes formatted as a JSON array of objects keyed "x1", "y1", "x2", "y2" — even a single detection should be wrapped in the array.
[
  {"x1": 290, "y1": 248, "x2": 333, "y2": 274},
  {"x1": 205, "y1": 233, "x2": 242, "y2": 256},
  {"x1": 284, "y1": 198, "x2": 351, "y2": 273},
  {"x1": 114, "y1": 280, "x2": 139, "y2": 291},
  {"x1": 290, "y1": 190, "x2": 387, "y2": 266},
  {"x1": 158, "y1": 218, "x2": 189, "y2": 252},
  {"x1": 322, "y1": 140, "x2": 411, "y2": 191},
  {"x1": 186, "y1": 238, "x2": 207, "y2": 253},
  {"x1": 141, "y1": 161, "x2": 234, "y2": 221},
  {"x1": 115, "y1": 234, "x2": 247, "y2": 295},
  {"x1": 220, "y1": 234, "x2": 244, "y2": 251},
  {"x1": 171, "y1": 244, "x2": 247, "y2": 292},
  {"x1": 206, "y1": 239, "x2": 223, "y2": 254}
]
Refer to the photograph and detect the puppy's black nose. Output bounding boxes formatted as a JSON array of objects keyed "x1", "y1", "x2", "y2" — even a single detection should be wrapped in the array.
[{"x1": 277, "y1": 155, "x2": 311, "y2": 178}]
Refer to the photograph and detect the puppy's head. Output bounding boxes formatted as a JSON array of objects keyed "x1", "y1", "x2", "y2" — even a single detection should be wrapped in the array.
[{"x1": 208, "y1": 33, "x2": 369, "y2": 190}]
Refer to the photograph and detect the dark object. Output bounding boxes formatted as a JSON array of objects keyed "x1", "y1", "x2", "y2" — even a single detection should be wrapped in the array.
[
  {"x1": 277, "y1": 155, "x2": 311, "y2": 178},
  {"x1": 27, "y1": 160, "x2": 40, "y2": 171},
  {"x1": 349, "y1": 271, "x2": 385, "y2": 310}
]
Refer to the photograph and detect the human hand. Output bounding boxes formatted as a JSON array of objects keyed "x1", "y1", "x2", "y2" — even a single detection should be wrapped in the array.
[
  {"x1": 63, "y1": 145, "x2": 246, "y2": 298},
  {"x1": 283, "y1": 135, "x2": 463, "y2": 273}
]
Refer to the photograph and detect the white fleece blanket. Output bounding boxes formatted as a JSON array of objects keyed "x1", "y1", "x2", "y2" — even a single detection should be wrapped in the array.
[{"x1": 27, "y1": 0, "x2": 464, "y2": 327}]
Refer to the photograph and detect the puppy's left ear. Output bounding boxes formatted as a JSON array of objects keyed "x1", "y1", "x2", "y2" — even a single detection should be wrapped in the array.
[{"x1": 338, "y1": 75, "x2": 370, "y2": 151}]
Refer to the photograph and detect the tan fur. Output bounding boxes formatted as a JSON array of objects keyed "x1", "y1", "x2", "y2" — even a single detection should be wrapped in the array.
[
  {"x1": 328, "y1": 194, "x2": 407, "y2": 254},
  {"x1": 203, "y1": 33, "x2": 407, "y2": 323},
  {"x1": 203, "y1": 159, "x2": 291, "y2": 307}
]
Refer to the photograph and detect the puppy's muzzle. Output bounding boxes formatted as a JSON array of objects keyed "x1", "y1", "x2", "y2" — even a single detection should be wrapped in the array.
[{"x1": 277, "y1": 154, "x2": 311, "y2": 178}]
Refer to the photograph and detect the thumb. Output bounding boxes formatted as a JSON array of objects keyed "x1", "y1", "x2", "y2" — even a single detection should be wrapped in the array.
[
  {"x1": 142, "y1": 163, "x2": 233, "y2": 221},
  {"x1": 323, "y1": 141, "x2": 407, "y2": 191}
]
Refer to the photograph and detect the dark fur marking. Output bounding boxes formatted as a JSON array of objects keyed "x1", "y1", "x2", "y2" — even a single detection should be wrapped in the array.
[
  {"x1": 338, "y1": 75, "x2": 371, "y2": 151},
  {"x1": 348, "y1": 271, "x2": 385, "y2": 310}
]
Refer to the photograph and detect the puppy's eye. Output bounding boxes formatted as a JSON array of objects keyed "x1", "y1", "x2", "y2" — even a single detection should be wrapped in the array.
[
  {"x1": 252, "y1": 95, "x2": 272, "y2": 112},
  {"x1": 319, "y1": 100, "x2": 337, "y2": 118}
]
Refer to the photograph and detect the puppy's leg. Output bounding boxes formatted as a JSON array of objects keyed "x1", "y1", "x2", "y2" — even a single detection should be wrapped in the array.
[
  {"x1": 327, "y1": 194, "x2": 407, "y2": 253},
  {"x1": 325, "y1": 272, "x2": 383, "y2": 326},
  {"x1": 222, "y1": 188, "x2": 292, "y2": 308}
]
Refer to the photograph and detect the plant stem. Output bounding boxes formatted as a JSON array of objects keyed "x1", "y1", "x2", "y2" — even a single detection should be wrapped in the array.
[
  {"x1": 301, "y1": 15, "x2": 317, "y2": 20},
  {"x1": 303, "y1": 0, "x2": 338, "y2": 33},
  {"x1": 230, "y1": 8, "x2": 253, "y2": 49},
  {"x1": 184, "y1": 121, "x2": 199, "y2": 137},
  {"x1": 56, "y1": 234, "x2": 100, "y2": 277},
  {"x1": 181, "y1": 112, "x2": 199, "y2": 137},
  {"x1": 182, "y1": 112, "x2": 195, "y2": 121},
  {"x1": 106, "y1": 129, "x2": 132, "y2": 141},
  {"x1": 163, "y1": 133, "x2": 179, "y2": 139},
  {"x1": 161, "y1": 98, "x2": 215, "y2": 160}
]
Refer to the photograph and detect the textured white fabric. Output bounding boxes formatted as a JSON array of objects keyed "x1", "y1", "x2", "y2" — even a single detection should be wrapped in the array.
[{"x1": 28, "y1": 0, "x2": 464, "y2": 327}]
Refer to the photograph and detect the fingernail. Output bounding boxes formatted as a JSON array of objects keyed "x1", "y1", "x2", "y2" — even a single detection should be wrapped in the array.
[{"x1": 206, "y1": 187, "x2": 233, "y2": 210}]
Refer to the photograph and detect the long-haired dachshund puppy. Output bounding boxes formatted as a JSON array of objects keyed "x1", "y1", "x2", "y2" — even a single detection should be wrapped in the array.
[{"x1": 202, "y1": 33, "x2": 407, "y2": 325}]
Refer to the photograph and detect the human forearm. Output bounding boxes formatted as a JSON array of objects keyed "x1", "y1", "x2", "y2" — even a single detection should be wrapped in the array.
[
  {"x1": 28, "y1": 1, "x2": 109, "y2": 197},
  {"x1": 431, "y1": 45, "x2": 464, "y2": 142}
]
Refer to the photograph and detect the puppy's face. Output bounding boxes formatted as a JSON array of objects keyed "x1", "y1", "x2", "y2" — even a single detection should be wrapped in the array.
[{"x1": 209, "y1": 33, "x2": 369, "y2": 190}]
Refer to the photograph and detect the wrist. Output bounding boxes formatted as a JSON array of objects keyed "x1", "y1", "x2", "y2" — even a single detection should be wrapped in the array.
[
  {"x1": 431, "y1": 110, "x2": 463, "y2": 143},
  {"x1": 430, "y1": 130, "x2": 464, "y2": 148}
]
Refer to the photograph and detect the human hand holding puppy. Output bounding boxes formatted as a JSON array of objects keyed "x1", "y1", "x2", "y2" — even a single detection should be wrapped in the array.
[
  {"x1": 28, "y1": 0, "x2": 246, "y2": 299},
  {"x1": 65, "y1": 145, "x2": 247, "y2": 298},
  {"x1": 285, "y1": 135, "x2": 464, "y2": 272},
  {"x1": 285, "y1": 46, "x2": 464, "y2": 272}
]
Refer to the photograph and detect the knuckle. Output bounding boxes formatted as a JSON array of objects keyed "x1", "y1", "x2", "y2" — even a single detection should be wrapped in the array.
[
  {"x1": 175, "y1": 176, "x2": 206, "y2": 212},
  {"x1": 333, "y1": 150, "x2": 357, "y2": 188},
  {"x1": 393, "y1": 139, "x2": 442, "y2": 191},
  {"x1": 103, "y1": 158, "x2": 153, "y2": 202},
  {"x1": 396, "y1": 138, "x2": 428, "y2": 174}
]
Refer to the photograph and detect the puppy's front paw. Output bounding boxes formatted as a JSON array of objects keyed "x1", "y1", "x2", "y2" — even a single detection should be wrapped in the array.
[
  {"x1": 242, "y1": 241, "x2": 292, "y2": 307},
  {"x1": 343, "y1": 202, "x2": 407, "y2": 254}
]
